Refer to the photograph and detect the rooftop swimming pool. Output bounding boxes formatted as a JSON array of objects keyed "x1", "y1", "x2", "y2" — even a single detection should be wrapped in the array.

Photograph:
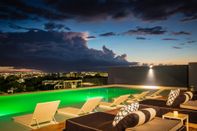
[{"x1": 0, "y1": 86, "x2": 145, "y2": 119}]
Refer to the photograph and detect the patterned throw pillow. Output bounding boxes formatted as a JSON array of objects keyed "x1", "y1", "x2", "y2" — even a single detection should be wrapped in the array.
[
  {"x1": 166, "y1": 89, "x2": 180, "y2": 106},
  {"x1": 115, "y1": 108, "x2": 157, "y2": 131},
  {"x1": 131, "y1": 108, "x2": 157, "y2": 127},
  {"x1": 172, "y1": 91, "x2": 194, "y2": 107},
  {"x1": 172, "y1": 94, "x2": 186, "y2": 107},
  {"x1": 185, "y1": 91, "x2": 193, "y2": 99},
  {"x1": 183, "y1": 91, "x2": 193, "y2": 103},
  {"x1": 112, "y1": 102, "x2": 139, "y2": 126}
]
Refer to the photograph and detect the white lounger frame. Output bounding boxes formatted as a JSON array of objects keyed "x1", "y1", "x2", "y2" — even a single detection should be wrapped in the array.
[{"x1": 13, "y1": 100, "x2": 60, "y2": 129}]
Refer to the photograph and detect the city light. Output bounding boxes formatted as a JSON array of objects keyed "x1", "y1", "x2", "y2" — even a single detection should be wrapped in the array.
[{"x1": 149, "y1": 65, "x2": 153, "y2": 69}]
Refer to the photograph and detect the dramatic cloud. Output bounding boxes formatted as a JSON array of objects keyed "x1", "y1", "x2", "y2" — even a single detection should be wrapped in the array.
[
  {"x1": 172, "y1": 31, "x2": 191, "y2": 35},
  {"x1": 162, "y1": 38, "x2": 178, "y2": 41},
  {"x1": 99, "y1": 32, "x2": 116, "y2": 37},
  {"x1": 0, "y1": 0, "x2": 70, "y2": 20},
  {"x1": 0, "y1": 30, "x2": 135, "y2": 72},
  {"x1": 131, "y1": 0, "x2": 197, "y2": 22},
  {"x1": 1, "y1": 0, "x2": 196, "y2": 22},
  {"x1": 136, "y1": 37, "x2": 146, "y2": 40},
  {"x1": 123, "y1": 26, "x2": 166, "y2": 35}
]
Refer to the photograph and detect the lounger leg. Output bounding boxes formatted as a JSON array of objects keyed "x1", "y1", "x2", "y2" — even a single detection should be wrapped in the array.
[
  {"x1": 93, "y1": 106, "x2": 99, "y2": 112},
  {"x1": 33, "y1": 118, "x2": 40, "y2": 129},
  {"x1": 186, "y1": 116, "x2": 189, "y2": 131},
  {"x1": 53, "y1": 117, "x2": 57, "y2": 123}
]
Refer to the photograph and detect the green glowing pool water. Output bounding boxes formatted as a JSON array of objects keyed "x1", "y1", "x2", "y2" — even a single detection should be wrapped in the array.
[{"x1": 0, "y1": 87, "x2": 144, "y2": 119}]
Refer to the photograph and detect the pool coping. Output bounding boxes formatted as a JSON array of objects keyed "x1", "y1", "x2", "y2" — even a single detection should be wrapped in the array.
[{"x1": 0, "y1": 84, "x2": 187, "y2": 97}]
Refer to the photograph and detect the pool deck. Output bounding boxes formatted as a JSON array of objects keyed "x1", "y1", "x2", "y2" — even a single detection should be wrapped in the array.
[{"x1": 0, "y1": 84, "x2": 188, "y2": 131}]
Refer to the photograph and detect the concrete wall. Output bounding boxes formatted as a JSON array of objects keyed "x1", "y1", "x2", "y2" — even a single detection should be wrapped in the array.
[
  {"x1": 108, "y1": 65, "x2": 188, "y2": 87},
  {"x1": 189, "y1": 63, "x2": 197, "y2": 91}
]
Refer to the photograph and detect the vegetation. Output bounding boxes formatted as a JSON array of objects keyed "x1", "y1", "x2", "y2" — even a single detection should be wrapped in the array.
[{"x1": 0, "y1": 73, "x2": 108, "y2": 94}]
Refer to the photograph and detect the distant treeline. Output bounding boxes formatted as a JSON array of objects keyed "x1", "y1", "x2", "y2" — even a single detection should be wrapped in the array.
[{"x1": 0, "y1": 74, "x2": 108, "y2": 94}]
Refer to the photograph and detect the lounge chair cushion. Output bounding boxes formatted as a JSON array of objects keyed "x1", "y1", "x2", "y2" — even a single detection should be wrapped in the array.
[
  {"x1": 65, "y1": 112, "x2": 116, "y2": 131},
  {"x1": 184, "y1": 91, "x2": 193, "y2": 101},
  {"x1": 172, "y1": 94, "x2": 187, "y2": 108},
  {"x1": 125, "y1": 117, "x2": 182, "y2": 131},
  {"x1": 139, "y1": 99, "x2": 197, "y2": 123},
  {"x1": 180, "y1": 100, "x2": 197, "y2": 110},
  {"x1": 112, "y1": 102, "x2": 139, "y2": 126},
  {"x1": 115, "y1": 108, "x2": 157, "y2": 130},
  {"x1": 166, "y1": 89, "x2": 180, "y2": 106},
  {"x1": 172, "y1": 91, "x2": 193, "y2": 107}
]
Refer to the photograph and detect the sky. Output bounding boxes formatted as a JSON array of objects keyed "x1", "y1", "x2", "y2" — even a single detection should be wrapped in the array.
[{"x1": 0, "y1": 0, "x2": 197, "y2": 72}]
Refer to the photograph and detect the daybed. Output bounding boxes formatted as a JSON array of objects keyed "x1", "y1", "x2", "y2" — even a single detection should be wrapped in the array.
[{"x1": 64, "y1": 112, "x2": 184, "y2": 131}]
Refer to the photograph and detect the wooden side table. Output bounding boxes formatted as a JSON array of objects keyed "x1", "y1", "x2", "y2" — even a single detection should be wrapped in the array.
[{"x1": 162, "y1": 112, "x2": 189, "y2": 131}]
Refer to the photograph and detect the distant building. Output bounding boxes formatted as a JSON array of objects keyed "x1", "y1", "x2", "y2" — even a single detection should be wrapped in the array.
[
  {"x1": 42, "y1": 80, "x2": 82, "y2": 89},
  {"x1": 17, "y1": 78, "x2": 25, "y2": 83}
]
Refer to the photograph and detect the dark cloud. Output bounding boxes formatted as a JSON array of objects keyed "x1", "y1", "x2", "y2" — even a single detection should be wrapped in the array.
[
  {"x1": 1, "y1": 0, "x2": 196, "y2": 22},
  {"x1": 9, "y1": 23, "x2": 25, "y2": 30},
  {"x1": 162, "y1": 38, "x2": 178, "y2": 41},
  {"x1": 99, "y1": 32, "x2": 116, "y2": 37},
  {"x1": 0, "y1": 0, "x2": 70, "y2": 21},
  {"x1": 65, "y1": 27, "x2": 71, "y2": 31},
  {"x1": 172, "y1": 31, "x2": 191, "y2": 35},
  {"x1": 178, "y1": 40, "x2": 196, "y2": 46},
  {"x1": 8, "y1": 23, "x2": 41, "y2": 31},
  {"x1": 87, "y1": 36, "x2": 96, "y2": 39},
  {"x1": 187, "y1": 40, "x2": 196, "y2": 43},
  {"x1": 0, "y1": 30, "x2": 135, "y2": 72},
  {"x1": 44, "y1": 22, "x2": 67, "y2": 31},
  {"x1": 172, "y1": 46, "x2": 182, "y2": 49},
  {"x1": 123, "y1": 26, "x2": 166, "y2": 35},
  {"x1": 42, "y1": 0, "x2": 131, "y2": 21},
  {"x1": 112, "y1": 10, "x2": 130, "y2": 20},
  {"x1": 181, "y1": 15, "x2": 197, "y2": 22},
  {"x1": 132, "y1": 0, "x2": 197, "y2": 22},
  {"x1": 136, "y1": 37, "x2": 146, "y2": 40}
]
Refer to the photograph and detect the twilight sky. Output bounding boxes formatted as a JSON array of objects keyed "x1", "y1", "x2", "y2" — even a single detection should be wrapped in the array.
[{"x1": 0, "y1": 0, "x2": 197, "y2": 72}]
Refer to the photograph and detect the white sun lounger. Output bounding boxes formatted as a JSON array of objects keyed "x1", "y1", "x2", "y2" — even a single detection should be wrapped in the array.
[
  {"x1": 57, "y1": 97, "x2": 102, "y2": 117},
  {"x1": 99, "y1": 94, "x2": 130, "y2": 110},
  {"x1": 145, "y1": 89, "x2": 164, "y2": 99},
  {"x1": 127, "y1": 91, "x2": 150, "y2": 103},
  {"x1": 13, "y1": 100, "x2": 60, "y2": 129}
]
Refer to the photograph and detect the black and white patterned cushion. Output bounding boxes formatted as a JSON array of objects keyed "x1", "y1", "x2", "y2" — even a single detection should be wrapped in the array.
[
  {"x1": 185, "y1": 91, "x2": 193, "y2": 99},
  {"x1": 166, "y1": 89, "x2": 180, "y2": 106},
  {"x1": 172, "y1": 94, "x2": 186, "y2": 107},
  {"x1": 172, "y1": 91, "x2": 194, "y2": 107},
  {"x1": 130, "y1": 108, "x2": 157, "y2": 127},
  {"x1": 112, "y1": 102, "x2": 139, "y2": 126},
  {"x1": 115, "y1": 108, "x2": 157, "y2": 130},
  {"x1": 183, "y1": 91, "x2": 193, "y2": 103}
]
